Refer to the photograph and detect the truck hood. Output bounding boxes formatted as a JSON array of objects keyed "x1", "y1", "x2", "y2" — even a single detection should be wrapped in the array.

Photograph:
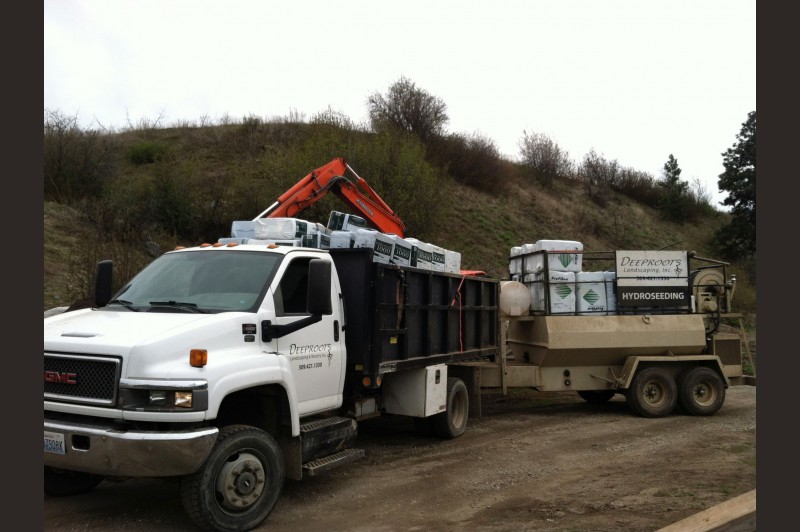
[
  {"x1": 46, "y1": 309, "x2": 202, "y2": 350},
  {"x1": 44, "y1": 308, "x2": 272, "y2": 380}
]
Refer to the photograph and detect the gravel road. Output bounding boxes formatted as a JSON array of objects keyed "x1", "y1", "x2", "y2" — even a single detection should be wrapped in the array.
[{"x1": 44, "y1": 384, "x2": 755, "y2": 531}]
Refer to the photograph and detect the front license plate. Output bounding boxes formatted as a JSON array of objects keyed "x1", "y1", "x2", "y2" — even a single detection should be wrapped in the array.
[{"x1": 44, "y1": 431, "x2": 66, "y2": 455}]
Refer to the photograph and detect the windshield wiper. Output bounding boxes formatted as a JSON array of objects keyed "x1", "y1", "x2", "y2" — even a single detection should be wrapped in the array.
[
  {"x1": 106, "y1": 299, "x2": 141, "y2": 312},
  {"x1": 148, "y1": 300, "x2": 207, "y2": 313}
]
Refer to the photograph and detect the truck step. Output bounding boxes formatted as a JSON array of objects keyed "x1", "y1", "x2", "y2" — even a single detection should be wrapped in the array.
[
  {"x1": 302, "y1": 448, "x2": 365, "y2": 477},
  {"x1": 300, "y1": 416, "x2": 354, "y2": 433}
]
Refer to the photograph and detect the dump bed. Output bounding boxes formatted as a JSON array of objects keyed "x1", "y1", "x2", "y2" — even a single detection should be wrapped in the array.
[{"x1": 328, "y1": 249, "x2": 499, "y2": 394}]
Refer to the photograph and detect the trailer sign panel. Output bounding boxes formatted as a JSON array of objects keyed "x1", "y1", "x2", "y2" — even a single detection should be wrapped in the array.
[{"x1": 615, "y1": 251, "x2": 690, "y2": 307}]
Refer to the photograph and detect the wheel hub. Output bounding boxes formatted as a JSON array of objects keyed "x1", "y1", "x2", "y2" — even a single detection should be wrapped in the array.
[{"x1": 215, "y1": 452, "x2": 266, "y2": 511}]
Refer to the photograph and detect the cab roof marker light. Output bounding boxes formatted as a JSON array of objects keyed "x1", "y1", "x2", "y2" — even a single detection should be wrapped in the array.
[
  {"x1": 226, "y1": 242, "x2": 239, "y2": 247},
  {"x1": 199, "y1": 243, "x2": 212, "y2": 248},
  {"x1": 212, "y1": 242, "x2": 224, "y2": 247}
]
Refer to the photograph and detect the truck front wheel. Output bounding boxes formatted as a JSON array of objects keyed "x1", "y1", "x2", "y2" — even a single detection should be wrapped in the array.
[
  {"x1": 180, "y1": 425, "x2": 285, "y2": 531},
  {"x1": 678, "y1": 367, "x2": 726, "y2": 416},
  {"x1": 431, "y1": 378, "x2": 469, "y2": 439},
  {"x1": 625, "y1": 367, "x2": 677, "y2": 418}
]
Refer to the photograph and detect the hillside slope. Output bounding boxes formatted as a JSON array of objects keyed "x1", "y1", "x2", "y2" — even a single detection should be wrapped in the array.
[{"x1": 44, "y1": 175, "x2": 746, "y2": 312}]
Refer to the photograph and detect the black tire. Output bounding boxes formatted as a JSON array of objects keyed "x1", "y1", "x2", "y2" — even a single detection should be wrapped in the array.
[
  {"x1": 625, "y1": 367, "x2": 677, "y2": 418},
  {"x1": 677, "y1": 367, "x2": 726, "y2": 416},
  {"x1": 430, "y1": 378, "x2": 469, "y2": 439},
  {"x1": 577, "y1": 390, "x2": 617, "y2": 404},
  {"x1": 44, "y1": 466, "x2": 104, "y2": 496},
  {"x1": 180, "y1": 425, "x2": 285, "y2": 531}
]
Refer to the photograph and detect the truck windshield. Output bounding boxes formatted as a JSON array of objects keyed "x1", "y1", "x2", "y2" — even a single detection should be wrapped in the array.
[{"x1": 106, "y1": 250, "x2": 281, "y2": 313}]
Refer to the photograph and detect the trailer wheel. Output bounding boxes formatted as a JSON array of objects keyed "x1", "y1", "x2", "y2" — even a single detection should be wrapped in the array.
[
  {"x1": 626, "y1": 367, "x2": 677, "y2": 418},
  {"x1": 44, "y1": 466, "x2": 104, "y2": 496},
  {"x1": 577, "y1": 390, "x2": 616, "y2": 404},
  {"x1": 678, "y1": 367, "x2": 726, "y2": 416},
  {"x1": 180, "y1": 425, "x2": 285, "y2": 532},
  {"x1": 431, "y1": 378, "x2": 469, "y2": 439}
]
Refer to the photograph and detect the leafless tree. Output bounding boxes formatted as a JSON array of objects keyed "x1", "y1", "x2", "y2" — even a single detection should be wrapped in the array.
[
  {"x1": 518, "y1": 130, "x2": 572, "y2": 186},
  {"x1": 367, "y1": 76, "x2": 449, "y2": 143}
]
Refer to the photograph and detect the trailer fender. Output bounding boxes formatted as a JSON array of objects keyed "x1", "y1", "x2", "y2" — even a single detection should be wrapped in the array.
[{"x1": 618, "y1": 355, "x2": 729, "y2": 390}]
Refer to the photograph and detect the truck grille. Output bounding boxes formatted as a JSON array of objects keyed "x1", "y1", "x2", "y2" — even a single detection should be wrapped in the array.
[{"x1": 44, "y1": 353, "x2": 121, "y2": 406}]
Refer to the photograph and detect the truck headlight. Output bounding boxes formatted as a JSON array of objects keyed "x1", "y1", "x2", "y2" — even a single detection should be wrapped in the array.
[
  {"x1": 120, "y1": 379, "x2": 207, "y2": 412},
  {"x1": 149, "y1": 391, "x2": 167, "y2": 405},
  {"x1": 174, "y1": 391, "x2": 193, "y2": 408}
]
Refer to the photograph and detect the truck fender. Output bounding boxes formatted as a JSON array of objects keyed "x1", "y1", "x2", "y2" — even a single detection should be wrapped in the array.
[
  {"x1": 206, "y1": 355, "x2": 302, "y2": 437},
  {"x1": 618, "y1": 355, "x2": 729, "y2": 390}
]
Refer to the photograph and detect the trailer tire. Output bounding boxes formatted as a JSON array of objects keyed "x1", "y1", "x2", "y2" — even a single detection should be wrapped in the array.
[
  {"x1": 431, "y1": 378, "x2": 469, "y2": 439},
  {"x1": 677, "y1": 367, "x2": 726, "y2": 416},
  {"x1": 180, "y1": 424, "x2": 284, "y2": 532},
  {"x1": 625, "y1": 367, "x2": 677, "y2": 418},
  {"x1": 44, "y1": 466, "x2": 104, "y2": 496},
  {"x1": 577, "y1": 390, "x2": 617, "y2": 404}
]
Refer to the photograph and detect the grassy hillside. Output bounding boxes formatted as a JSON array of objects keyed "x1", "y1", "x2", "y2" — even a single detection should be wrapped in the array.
[{"x1": 42, "y1": 120, "x2": 756, "y2": 319}]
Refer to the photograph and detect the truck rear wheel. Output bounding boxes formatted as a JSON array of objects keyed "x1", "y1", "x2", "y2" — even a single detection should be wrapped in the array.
[
  {"x1": 431, "y1": 377, "x2": 469, "y2": 439},
  {"x1": 180, "y1": 424, "x2": 285, "y2": 531},
  {"x1": 677, "y1": 367, "x2": 726, "y2": 416},
  {"x1": 625, "y1": 367, "x2": 677, "y2": 418},
  {"x1": 44, "y1": 466, "x2": 104, "y2": 496}
]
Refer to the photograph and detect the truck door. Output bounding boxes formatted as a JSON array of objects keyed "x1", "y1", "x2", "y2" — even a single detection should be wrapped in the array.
[{"x1": 269, "y1": 255, "x2": 345, "y2": 414}]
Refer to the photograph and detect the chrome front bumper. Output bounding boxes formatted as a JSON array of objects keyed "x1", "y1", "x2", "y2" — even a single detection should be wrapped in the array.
[{"x1": 43, "y1": 418, "x2": 218, "y2": 477}]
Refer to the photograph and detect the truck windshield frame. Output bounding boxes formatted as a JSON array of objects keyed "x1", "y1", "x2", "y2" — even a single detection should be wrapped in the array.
[{"x1": 104, "y1": 250, "x2": 282, "y2": 314}]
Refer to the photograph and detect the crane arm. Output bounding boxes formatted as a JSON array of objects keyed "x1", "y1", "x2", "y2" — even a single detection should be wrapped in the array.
[{"x1": 254, "y1": 158, "x2": 406, "y2": 237}]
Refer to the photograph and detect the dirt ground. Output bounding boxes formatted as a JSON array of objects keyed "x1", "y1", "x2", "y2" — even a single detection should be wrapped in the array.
[{"x1": 43, "y1": 384, "x2": 756, "y2": 532}]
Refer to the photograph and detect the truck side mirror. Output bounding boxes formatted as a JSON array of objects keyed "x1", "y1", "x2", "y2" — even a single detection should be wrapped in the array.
[
  {"x1": 307, "y1": 259, "x2": 332, "y2": 315},
  {"x1": 95, "y1": 260, "x2": 114, "y2": 307}
]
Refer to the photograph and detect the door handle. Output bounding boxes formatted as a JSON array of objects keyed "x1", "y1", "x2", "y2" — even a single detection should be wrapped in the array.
[{"x1": 334, "y1": 320, "x2": 340, "y2": 342}]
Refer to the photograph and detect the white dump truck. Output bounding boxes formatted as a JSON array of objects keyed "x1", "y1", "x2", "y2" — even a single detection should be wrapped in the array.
[{"x1": 43, "y1": 234, "x2": 747, "y2": 530}]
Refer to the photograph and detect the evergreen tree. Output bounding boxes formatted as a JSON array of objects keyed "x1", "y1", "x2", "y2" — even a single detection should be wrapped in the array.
[
  {"x1": 658, "y1": 154, "x2": 690, "y2": 222},
  {"x1": 715, "y1": 111, "x2": 756, "y2": 259}
]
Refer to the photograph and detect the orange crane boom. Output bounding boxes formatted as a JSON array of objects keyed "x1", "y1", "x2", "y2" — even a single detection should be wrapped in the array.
[{"x1": 254, "y1": 158, "x2": 406, "y2": 238}]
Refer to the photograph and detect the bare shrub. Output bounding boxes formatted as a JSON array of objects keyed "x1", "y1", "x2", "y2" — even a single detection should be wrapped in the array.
[
  {"x1": 367, "y1": 76, "x2": 448, "y2": 144},
  {"x1": 518, "y1": 130, "x2": 573, "y2": 186},
  {"x1": 43, "y1": 109, "x2": 118, "y2": 203},
  {"x1": 428, "y1": 131, "x2": 510, "y2": 193}
]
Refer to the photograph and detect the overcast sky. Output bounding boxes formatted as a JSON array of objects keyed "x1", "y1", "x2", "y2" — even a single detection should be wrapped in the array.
[{"x1": 44, "y1": 0, "x2": 755, "y2": 209}]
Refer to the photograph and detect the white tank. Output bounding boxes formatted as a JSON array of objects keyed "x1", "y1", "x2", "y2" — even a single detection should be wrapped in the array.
[{"x1": 499, "y1": 281, "x2": 531, "y2": 316}]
